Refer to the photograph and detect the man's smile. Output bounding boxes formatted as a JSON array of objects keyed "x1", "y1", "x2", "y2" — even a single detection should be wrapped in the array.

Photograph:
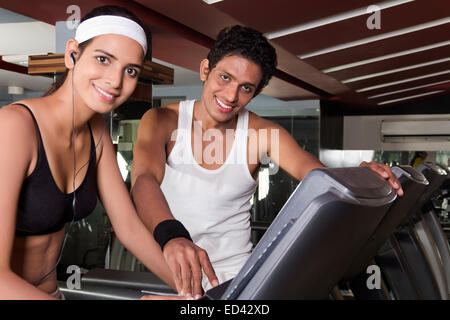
[{"x1": 215, "y1": 96, "x2": 234, "y2": 113}]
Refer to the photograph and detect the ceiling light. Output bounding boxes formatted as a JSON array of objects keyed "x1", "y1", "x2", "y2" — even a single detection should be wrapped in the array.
[
  {"x1": 377, "y1": 90, "x2": 444, "y2": 105},
  {"x1": 356, "y1": 70, "x2": 450, "y2": 92},
  {"x1": 322, "y1": 40, "x2": 450, "y2": 73},
  {"x1": 299, "y1": 17, "x2": 450, "y2": 59},
  {"x1": 342, "y1": 57, "x2": 450, "y2": 83},
  {"x1": 8, "y1": 86, "x2": 24, "y2": 95},
  {"x1": 266, "y1": 0, "x2": 412, "y2": 39},
  {"x1": 202, "y1": 0, "x2": 224, "y2": 4},
  {"x1": 1, "y1": 54, "x2": 29, "y2": 67},
  {"x1": 368, "y1": 79, "x2": 450, "y2": 99}
]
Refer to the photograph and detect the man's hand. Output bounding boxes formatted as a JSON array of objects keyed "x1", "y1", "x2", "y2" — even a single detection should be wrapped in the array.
[
  {"x1": 359, "y1": 161, "x2": 404, "y2": 196},
  {"x1": 163, "y1": 237, "x2": 219, "y2": 299}
]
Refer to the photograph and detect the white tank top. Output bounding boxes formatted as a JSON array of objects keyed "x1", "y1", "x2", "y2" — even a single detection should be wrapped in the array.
[{"x1": 160, "y1": 100, "x2": 257, "y2": 289}]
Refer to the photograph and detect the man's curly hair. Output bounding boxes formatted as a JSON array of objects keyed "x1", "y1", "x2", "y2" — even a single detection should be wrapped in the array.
[{"x1": 206, "y1": 25, "x2": 277, "y2": 97}]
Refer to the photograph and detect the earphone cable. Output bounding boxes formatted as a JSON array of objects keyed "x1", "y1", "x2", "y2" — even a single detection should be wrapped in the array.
[
  {"x1": 35, "y1": 66, "x2": 108, "y2": 287},
  {"x1": 35, "y1": 69, "x2": 78, "y2": 286}
]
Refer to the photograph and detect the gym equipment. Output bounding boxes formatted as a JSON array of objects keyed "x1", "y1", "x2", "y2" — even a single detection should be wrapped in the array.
[
  {"x1": 204, "y1": 167, "x2": 396, "y2": 300},
  {"x1": 60, "y1": 167, "x2": 396, "y2": 300},
  {"x1": 344, "y1": 165, "x2": 429, "y2": 300},
  {"x1": 377, "y1": 163, "x2": 449, "y2": 300},
  {"x1": 415, "y1": 164, "x2": 449, "y2": 299}
]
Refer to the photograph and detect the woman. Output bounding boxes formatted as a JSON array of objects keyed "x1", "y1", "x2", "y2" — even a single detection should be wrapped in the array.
[{"x1": 0, "y1": 5, "x2": 176, "y2": 299}]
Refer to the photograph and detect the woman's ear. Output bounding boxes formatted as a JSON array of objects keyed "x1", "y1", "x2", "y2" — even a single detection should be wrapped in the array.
[
  {"x1": 199, "y1": 59, "x2": 210, "y2": 82},
  {"x1": 64, "y1": 38, "x2": 79, "y2": 69}
]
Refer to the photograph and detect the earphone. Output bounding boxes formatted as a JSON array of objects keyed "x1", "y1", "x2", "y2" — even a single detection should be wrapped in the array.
[{"x1": 70, "y1": 51, "x2": 77, "y2": 65}]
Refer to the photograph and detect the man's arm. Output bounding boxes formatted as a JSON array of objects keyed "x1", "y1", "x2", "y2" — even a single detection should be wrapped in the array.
[
  {"x1": 254, "y1": 117, "x2": 324, "y2": 181},
  {"x1": 131, "y1": 108, "x2": 172, "y2": 230},
  {"x1": 131, "y1": 107, "x2": 218, "y2": 298},
  {"x1": 260, "y1": 117, "x2": 403, "y2": 195}
]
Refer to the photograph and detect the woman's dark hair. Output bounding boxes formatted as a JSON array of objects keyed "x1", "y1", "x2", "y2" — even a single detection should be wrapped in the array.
[
  {"x1": 206, "y1": 25, "x2": 277, "y2": 97},
  {"x1": 44, "y1": 5, "x2": 151, "y2": 96}
]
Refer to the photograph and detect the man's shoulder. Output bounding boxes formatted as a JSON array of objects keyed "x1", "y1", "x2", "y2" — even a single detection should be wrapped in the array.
[
  {"x1": 248, "y1": 110, "x2": 281, "y2": 131},
  {"x1": 138, "y1": 102, "x2": 181, "y2": 143},
  {"x1": 161, "y1": 102, "x2": 181, "y2": 113},
  {"x1": 142, "y1": 102, "x2": 179, "y2": 123}
]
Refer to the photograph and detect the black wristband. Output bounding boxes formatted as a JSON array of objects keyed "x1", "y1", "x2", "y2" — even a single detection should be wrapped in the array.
[{"x1": 153, "y1": 219, "x2": 193, "y2": 251}]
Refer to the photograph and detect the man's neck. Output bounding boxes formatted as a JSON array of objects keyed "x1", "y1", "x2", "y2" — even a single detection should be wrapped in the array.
[{"x1": 193, "y1": 100, "x2": 238, "y2": 132}]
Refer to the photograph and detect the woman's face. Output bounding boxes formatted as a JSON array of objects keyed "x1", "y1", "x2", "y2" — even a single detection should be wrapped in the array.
[{"x1": 72, "y1": 34, "x2": 144, "y2": 114}]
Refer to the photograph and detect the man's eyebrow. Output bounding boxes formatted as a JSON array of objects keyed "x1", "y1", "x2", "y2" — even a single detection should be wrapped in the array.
[
  {"x1": 94, "y1": 49, "x2": 142, "y2": 69},
  {"x1": 242, "y1": 82, "x2": 257, "y2": 88},
  {"x1": 222, "y1": 71, "x2": 257, "y2": 87}
]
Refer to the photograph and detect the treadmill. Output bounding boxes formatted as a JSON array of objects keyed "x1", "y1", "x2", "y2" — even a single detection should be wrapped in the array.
[
  {"x1": 60, "y1": 167, "x2": 396, "y2": 300},
  {"x1": 415, "y1": 164, "x2": 450, "y2": 299},
  {"x1": 376, "y1": 163, "x2": 449, "y2": 300},
  {"x1": 344, "y1": 165, "x2": 428, "y2": 300}
]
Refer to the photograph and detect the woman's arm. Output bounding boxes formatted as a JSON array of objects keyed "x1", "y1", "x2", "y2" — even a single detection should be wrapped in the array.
[
  {"x1": 91, "y1": 115, "x2": 176, "y2": 290},
  {"x1": 0, "y1": 107, "x2": 56, "y2": 299}
]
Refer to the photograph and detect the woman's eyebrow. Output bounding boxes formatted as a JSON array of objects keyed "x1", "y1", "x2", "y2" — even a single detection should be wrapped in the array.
[
  {"x1": 94, "y1": 49, "x2": 117, "y2": 60},
  {"x1": 128, "y1": 63, "x2": 142, "y2": 70},
  {"x1": 94, "y1": 49, "x2": 142, "y2": 69}
]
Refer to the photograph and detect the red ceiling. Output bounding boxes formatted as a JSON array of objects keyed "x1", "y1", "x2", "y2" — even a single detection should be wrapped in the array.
[
  {"x1": 1, "y1": 0, "x2": 450, "y2": 108},
  {"x1": 216, "y1": 0, "x2": 378, "y2": 34}
]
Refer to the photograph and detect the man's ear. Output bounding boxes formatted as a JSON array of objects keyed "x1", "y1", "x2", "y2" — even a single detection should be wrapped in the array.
[{"x1": 199, "y1": 59, "x2": 210, "y2": 82}]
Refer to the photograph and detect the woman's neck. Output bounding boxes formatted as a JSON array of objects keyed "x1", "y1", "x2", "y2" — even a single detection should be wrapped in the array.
[{"x1": 44, "y1": 77, "x2": 95, "y2": 143}]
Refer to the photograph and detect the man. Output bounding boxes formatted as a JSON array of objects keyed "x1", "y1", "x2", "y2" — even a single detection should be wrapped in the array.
[
  {"x1": 131, "y1": 25, "x2": 403, "y2": 299},
  {"x1": 410, "y1": 151, "x2": 428, "y2": 168}
]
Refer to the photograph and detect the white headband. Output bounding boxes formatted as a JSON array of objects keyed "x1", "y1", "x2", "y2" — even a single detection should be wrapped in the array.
[{"x1": 75, "y1": 15, "x2": 147, "y2": 55}]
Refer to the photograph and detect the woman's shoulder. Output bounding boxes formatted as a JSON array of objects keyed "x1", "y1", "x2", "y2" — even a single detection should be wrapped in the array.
[
  {"x1": 0, "y1": 101, "x2": 38, "y2": 160},
  {"x1": 0, "y1": 100, "x2": 38, "y2": 133},
  {"x1": 1, "y1": 97, "x2": 47, "y2": 120}
]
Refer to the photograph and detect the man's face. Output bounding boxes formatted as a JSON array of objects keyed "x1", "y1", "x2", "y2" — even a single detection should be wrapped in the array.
[{"x1": 200, "y1": 54, "x2": 262, "y2": 124}]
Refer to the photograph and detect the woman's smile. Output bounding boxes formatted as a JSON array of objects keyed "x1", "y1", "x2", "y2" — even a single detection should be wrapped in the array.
[{"x1": 92, "y1": 83, "x2": 119, "y2": 103}]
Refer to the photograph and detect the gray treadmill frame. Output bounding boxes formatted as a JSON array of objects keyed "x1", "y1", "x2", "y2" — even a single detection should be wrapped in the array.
[{"x1": 220, "y1": 167, "x2": 396, "y2": 300}]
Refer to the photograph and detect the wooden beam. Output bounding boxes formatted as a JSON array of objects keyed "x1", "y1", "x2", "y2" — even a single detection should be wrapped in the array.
[
  {"x1": 0, "y1": 55, "x2": 29, "y2": 75},
  {"x1": 27, "y1": 54, "x2": 174, "y2": 85}
]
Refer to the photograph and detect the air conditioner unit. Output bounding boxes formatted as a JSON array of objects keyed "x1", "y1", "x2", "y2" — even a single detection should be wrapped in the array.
[{"x1": 381, "y1": 119, "x2": 450, "y2": 142}]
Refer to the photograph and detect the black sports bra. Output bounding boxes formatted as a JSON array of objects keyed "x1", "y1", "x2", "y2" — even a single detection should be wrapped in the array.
[{"x1": 14, "y1": 104, "x2": 98, "y2": 236}]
